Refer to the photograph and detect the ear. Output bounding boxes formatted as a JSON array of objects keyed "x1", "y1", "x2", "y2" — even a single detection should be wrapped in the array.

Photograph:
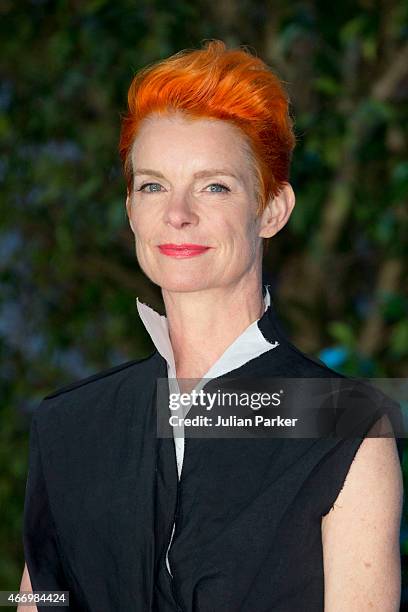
[{"x1": 258, "y1": 183, "x2": 296, "y2": 239}]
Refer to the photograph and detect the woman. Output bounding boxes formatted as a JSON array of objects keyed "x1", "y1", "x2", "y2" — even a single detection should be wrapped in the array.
[{"x1": 21, "y1": 40, "x2": 403, "y2": 611}]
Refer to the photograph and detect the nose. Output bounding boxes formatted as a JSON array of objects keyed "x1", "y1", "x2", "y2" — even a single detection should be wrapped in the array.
[{"x1": 163, "y1": 195, "x2": 199, "y2": 230}]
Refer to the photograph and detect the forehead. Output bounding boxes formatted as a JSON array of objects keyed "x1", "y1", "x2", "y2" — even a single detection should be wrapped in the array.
[{"x1": 130, "y1": 111, "x2": 254, "y2": 171}]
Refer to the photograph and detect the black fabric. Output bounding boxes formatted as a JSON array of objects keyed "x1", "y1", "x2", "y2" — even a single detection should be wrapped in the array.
[
  {"x1": 23, "y1": 291, "x2": 404, "y2": 611},
  {"x1": 24, "y1": 354, "x2": 170, "y2": 611}
]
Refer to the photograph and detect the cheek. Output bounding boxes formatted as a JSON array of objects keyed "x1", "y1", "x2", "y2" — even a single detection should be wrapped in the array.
[
  {"x1": 129, "y1": 205, "x2": 152, "y2": 241},
  {"x1": 225, "y1": 212, "x2": 259, "y2": 252}
]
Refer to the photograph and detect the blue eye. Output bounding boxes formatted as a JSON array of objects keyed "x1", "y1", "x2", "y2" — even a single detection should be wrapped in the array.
[
  {"x1": 137, "y1": 182, "x2": 230, "y2": 193},
  {"x1": 207, "y1": 183, "x2": 231, "y2": 193},
  {"x1": 138, "y1": 183, "x2": 162, "y2": 192}
]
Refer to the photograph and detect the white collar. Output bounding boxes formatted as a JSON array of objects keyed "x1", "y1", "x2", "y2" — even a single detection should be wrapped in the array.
[{"x1": 136, "y1": 285, "x2": 279, "y2": 381}]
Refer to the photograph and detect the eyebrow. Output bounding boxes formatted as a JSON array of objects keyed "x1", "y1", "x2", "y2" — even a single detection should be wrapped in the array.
[{"x1": 134, "y1": 168, "x2": 240, "y2": 180}]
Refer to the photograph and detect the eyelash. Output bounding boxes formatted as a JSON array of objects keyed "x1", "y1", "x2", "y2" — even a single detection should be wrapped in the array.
[{"x1": 137, "y1": 182, "x2": 231, "y2": 193}]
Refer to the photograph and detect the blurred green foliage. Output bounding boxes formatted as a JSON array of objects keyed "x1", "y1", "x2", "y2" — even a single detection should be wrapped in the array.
[{"x1": 1, "y1": 0, "x2": 407, "y2": 601}]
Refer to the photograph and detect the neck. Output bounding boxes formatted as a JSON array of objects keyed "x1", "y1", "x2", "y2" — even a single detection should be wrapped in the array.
[{"x1": 162, "y1": 270, "x2": 265, "y2": 379}]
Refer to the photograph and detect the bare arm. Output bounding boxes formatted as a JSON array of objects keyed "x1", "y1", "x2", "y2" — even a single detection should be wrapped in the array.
[
  {"x1": 322, "y1": 435, "x2": 403, "y2": 611},
  {"x1": 17, "y1": 563, "x2": 38, "y2": 612}
]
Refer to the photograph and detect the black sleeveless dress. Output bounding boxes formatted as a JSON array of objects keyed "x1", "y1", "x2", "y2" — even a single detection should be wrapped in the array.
[{"x1": 23, "y1": 295, "x2": 404, "y2": 611}]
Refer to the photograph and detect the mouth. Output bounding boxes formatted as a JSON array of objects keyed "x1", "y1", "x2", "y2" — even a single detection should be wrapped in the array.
[{"x1": 158, "y1": 243, "x2": 212, "y2": 258}]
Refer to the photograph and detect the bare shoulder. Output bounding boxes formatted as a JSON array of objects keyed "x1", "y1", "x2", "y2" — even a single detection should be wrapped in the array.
[
  {"x1": 322, "y1": 433, "x2": 403, "y2": 524},
  {"x1": 321, "y1": 433, "x2": 403, "y2": 611}
]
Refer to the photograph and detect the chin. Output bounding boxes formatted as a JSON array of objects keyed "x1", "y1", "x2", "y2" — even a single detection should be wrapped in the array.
[
  {"x1": 160, "y1": 275, "x2": 211, "y2": 293},
  {"x1": 149, "y1": 268, "x2": 213, "y2": 293}
]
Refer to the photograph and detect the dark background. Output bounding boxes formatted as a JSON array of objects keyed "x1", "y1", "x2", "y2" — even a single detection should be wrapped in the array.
[{"x1": 1, "y1": 0, "x2": 407, "y2": 606}]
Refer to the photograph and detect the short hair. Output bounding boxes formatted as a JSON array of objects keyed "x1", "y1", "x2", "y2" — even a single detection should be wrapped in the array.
[{"x1": 119, "y1": 39, "x2": 296, "y2": 217}]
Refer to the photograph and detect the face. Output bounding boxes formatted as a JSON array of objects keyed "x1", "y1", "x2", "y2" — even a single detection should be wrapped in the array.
[{"x1": 126, "y1": 112, "x2": 288, "y2": 293}]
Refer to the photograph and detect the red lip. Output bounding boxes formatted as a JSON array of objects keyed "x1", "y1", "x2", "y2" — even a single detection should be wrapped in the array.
[{"x1": 158, "y1": 243, "x2": 212, "y2": 258}]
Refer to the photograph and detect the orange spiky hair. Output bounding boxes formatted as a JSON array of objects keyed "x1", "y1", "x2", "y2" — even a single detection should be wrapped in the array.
[{"x1": 119, "y1": 39, "x2": 296, "y2": 217}]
